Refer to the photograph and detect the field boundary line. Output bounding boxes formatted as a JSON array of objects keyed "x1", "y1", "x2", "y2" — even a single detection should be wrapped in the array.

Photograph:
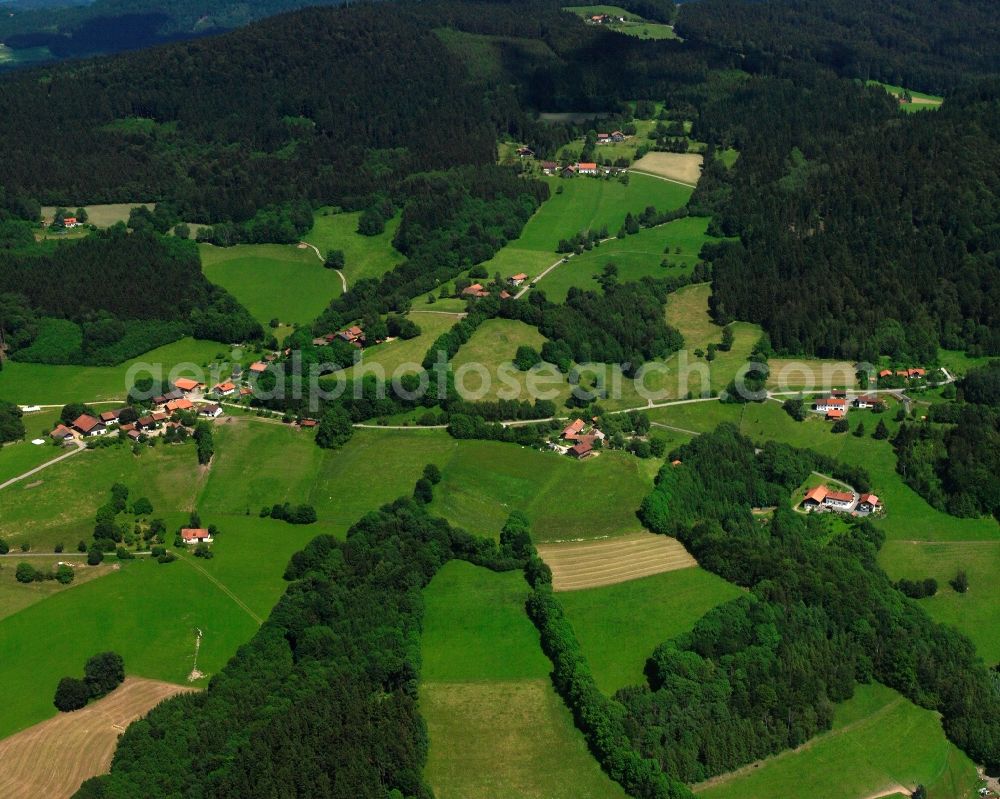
[
  {"x1": 300, "y1": 240, "x2": 347, "y2": 293},
  {"x1": 177, "y1": 554, "x2": 262, "y2": 624}
]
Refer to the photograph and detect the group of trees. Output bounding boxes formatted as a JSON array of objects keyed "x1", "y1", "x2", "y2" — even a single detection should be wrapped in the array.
[
  {"x1": 890, "y1": 361, "x2": 1000, "y2": 518},
  {"x1": 54, "y1": 652, "x2": 125, "y2": 713},
  {"x1": 261, "y1": 502, "x2": 318, "y2": 525},
  {"x1": 0, "y1": 228, "x2": 261, "y2": 365},
  {"x1": 635, "y1": 425, "x2": 999, "y2": 779},
  {"x1": 0, "y1": 400, "x2": 25, "y2": 444},
  {"x1": 15, "y1": 561, "x2": 74, "y2": 585}
]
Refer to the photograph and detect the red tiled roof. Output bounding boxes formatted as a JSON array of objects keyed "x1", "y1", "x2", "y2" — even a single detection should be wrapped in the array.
[
  {"x1": 151, "y1": 411, "x2": 167, "y2": 421},
  {"x1": 174, "y1": 378, "x2": 201, "y2": 392},
  {"x1": 499, "y1": 290, "x2": 512, "y2": 300},
  {"x1": 878, "y1": 369, "x2": 893, "y2": 378},
  {"x1": 804, "y1": 486, "x2": 828, "y2": 503},
  {"x1": 578, "y1": 162, "x2": 597, "y2": 170},
  {"x1": 166, "y1": 398, "x2": 194, "y2": 412},
  {"x1": 100, "y1": 410, "x2": 119, "y2": 422},
  {"x1": 826, "y1": 409, "x2": 844, "y2": 419},
  {"x1": 72, "y1": 414, "x2": 101, "y2": 433},
  {"x1": 562, "y1": 418, "x2": 586, "y2": 439},
  {"x1": 512, "y1": 273, "x2": 528, "y2": 281},
  {"x1": 569, "y1": 440, "x2": 593, "y2": 457},
  {"x1": 50, "y1": 424, "x2": 74, "y2": 439},
  {"x1": 300, "y1": 419, "x2": 317, "y2": 427},
  {"x1": 859, "y1": 493, "x2": 880, "y2": 506},
  {"x1": 826, "y1": 490, "x2": 854, "y2": 503},
  {"x1": 214, "y1": 382, "x2": 236, "y2": 393},
  {"x1": 181, "y1": 528, "x2": 211, "y2": 542},
  {"x1": 823, "y1": 397, "x2": 847, "y2": 407},
  {"x1": 249, "y1": 361, "x2": 267, "y2": 373}
]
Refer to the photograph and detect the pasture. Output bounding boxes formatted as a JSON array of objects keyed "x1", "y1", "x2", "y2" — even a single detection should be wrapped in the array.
[
  {"x1": 0, "y1": 337, "x2": 226, "y2": 405},
  {"x1": 0, "y1": 678, "x2": 193, "y2": 799},
  {"x1": 631, "y1": 152, "x2": 703, "y2": 185},
  {"x1": 303, "y1": 207, "x2": 403, "y2": 284},
  {"x1": 695, "y1": 682, "x2": 979, "y2": 799},
  {"x1": 427, "y1": 440, "x2": 658, "y2": 541},
  {"x1": 0, "y1": 408, "x2": 63, "y2": 484},
  {"x1": 200, "y1": 243, "x2": 343, "y2": 335},
  {"x1": 0, "y1": 554, "x2": 115, "y2": 622},
  {"x1": 536, "y1": 216, "x2": 712, "y2": 303},
  {"x1": 0, "y1": 556, "x2": 258, "y2": 738},
  {"x1": 557, "y1": 565, "x2": 742, "y2": 693},
  {"x1": 420, "y1": 561, "x2": 626, "y2": 799},
  {"x1": 867, "y1": 81, "x2": 944, "y2": 112},
  {"x1": 879, "y1": 540, "x2": 1000, "y2": 663},
  {"x1": 562, "y1": 7, "x2": 677, "y2": 40},
  {"x1": 480, "y1": 173, "x2": 693, "y2": 282},
  {"x1": 343, "y1": 311, "x2": 456, "y2": 382},
  {"x1": 537, "y1": 531, "x2": 697, "y2": 591}
]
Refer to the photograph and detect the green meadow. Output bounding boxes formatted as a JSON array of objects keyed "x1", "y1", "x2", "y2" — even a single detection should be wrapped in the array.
[
  {"x1": 562, "y1": 7, "x2": 677, "y2": 41},
  {"x1": 420, "y1": 560, "x2": 627, "y2": 799},
  {"x1": 0, "y1": 554, "x2": 116, "y2": 623},
  {"x1": 303, "y1": 207, "x2": 403, "y2": 284},
  {"x1": 343, "y1": 311, "x2": 456, "y2": 381},
  {"x1": 200, "y1": 243, "x2": 343, "y2": 335},
  {"x1": 696, "y1": 682, "x2": 978, "y2": 799},
  {"x1": 481, "y1": 174, "x2": 693, "y2": 283},
  {"x1": 558, "y1": 566, "x2": 743, "y2": 694},
  {"x1": 0, "y1": 408, "x2": 63, "y2": 484},
  {"x1": 0, "y1": 338, "x2": 226, "y2": 405},
  {"x1": 867, "y1": 80, "x2": 944, "y2": 112},
  {"x1": 536, "y1": 216, "x2": 712, "y2": 303}
]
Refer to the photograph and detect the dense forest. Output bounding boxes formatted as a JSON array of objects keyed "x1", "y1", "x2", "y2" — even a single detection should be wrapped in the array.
[
  {"x1": 893, "y1": 362, "x2": 1000, "y2": 517},
  {"x1": 677, "y1": 0, "x2": 1000, "y2": 94},
  {"x1": 0, "y1": 228, "x2": 260, "y2": 364},
  {"x1": 0, "y1": 5, "x2": 505, "y2": 220},
  {"x1": 696, "y1": 74, "x2": 1000, "y2": 359},
  {"x1": 636, "y1": 425, "x2": 1000, "y2": 780}
]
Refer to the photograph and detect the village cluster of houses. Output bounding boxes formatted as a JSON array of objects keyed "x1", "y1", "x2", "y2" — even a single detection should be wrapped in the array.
[
  {"x1": 548, "y1": 417, "x2": 606, "y2": 459},
  {"x1": 813, "y1": 391, "x2": 887, "y2": 420},
  {"x1": 802, "y1": 485, "x2": 882, "y2": 516},
  {"x1": 878, "y1": 367, "x2": 926, "y2": 380},
  {"x1": 586, "y1": 12, "x2": 627, "y2": 25},
  {"x1": 49, "y1": 379, "x2": 226, "y2": 445},
  {"x1": 540, "y1": 161, "x2": 626, "y2": 178}
]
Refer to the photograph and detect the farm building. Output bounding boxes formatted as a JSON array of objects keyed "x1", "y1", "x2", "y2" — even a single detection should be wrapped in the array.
[
  {"x1": 337, "y1": 325, "x2": 365, "y2": 346},
  {"x1": 200, "y1": 404, "x2": 223, "y2": 418},
  {"x1": 99, "y1": 409, "x2": 121, "y2": 426},
  {"x1": 173, "y1": 378, "x2": 204, "y2": 393},
  {"x1": 181, "y1": 528, "x2": 214, "y2": 544},
  {"x1": 858, "y1": 493, "x2": 882, "y2": 514},
  {"x1": 577, "y1": 162, "x2": 598, "y2": 175},
  {"x1": 461, "y1": 283, "x2": 490, "y2": 298},
  {"x1": 72, "y1": 414, "x2": 106, "y2": 437},
  {"x1": 814, "y1": 397, "x2": 848, "y2": 413},
  {"x1": 212, "y1": 381, "x2": 236, "y2": 396},
  {"x1": 508, "y1": 273, "x2": 528, "y2": 287},
  {"x1": 853, "y1": 394, "x2": 883, "y2": 409},
  {"x1": 50, "y1": 424, "x2": 75, "y2": 442},
  {"x1": 802, "y1": 485, "x2": 857, "y2": 512},
  {"x1": 249, "y1": 361, "x2": 268, "y2": 374},
  {"x1": 165, "y1": 398, "x2": 194, "y2": 413},
  {"x1": 540, "y1": 161, "x2": 558, "y2": 174},
  {"x1": 562, "y1": 418, "x2": 586, "y2": 440},
  {"x1": 568, "y1": 440, "x2": 594, "y2": 459}
]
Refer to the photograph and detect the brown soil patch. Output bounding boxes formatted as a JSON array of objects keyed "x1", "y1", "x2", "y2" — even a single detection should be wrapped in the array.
[
  {"x1": 631, "y1": 152, "x2": 703, "y2": 185},
  {"x1": 538, "y1": 531, "x2": 697, "y2": 591},
  {"x1": 0, "y1": 677, "x2": 194, "y2": 799}
]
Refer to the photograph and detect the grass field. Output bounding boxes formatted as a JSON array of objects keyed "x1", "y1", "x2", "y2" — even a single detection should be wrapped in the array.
[
  {"x1": 0, "y1": 408, "x2": 63, "y2": 484},
  {"x1": 536, "y1": 216, "x2": 712, "y2": 303},
  {"x1": 428, "y1": 440, "x2": 658, "y2": 541},
  {"x1": 451, "y1": 318, "x2": 556, "y2": 402},
  {"x1": 420, "y1": 561, "x2": 627, "y2": 799},
  {"x1": 343, "y1": 311, "x2": 456, "y2": 382},
  {"x1": 0, "y1": 555, "x2": 116, "y2": 623},
  {"x1": 0, "y1": 556, "x2": 257, "y2": 738},
  {"x1": 200, "y1": 243, "x2": 343, "y2": 336},
  {"x1": 41, "y1": 203, "x2": 154, "y2": 228},
  {"x1": 557, "y1": 566, "x2": 742, "y2": 693},
  {"x1": 0, "y1": 678, "x2": 193, "y2": 799},
  {"x1": 867, "y1": 80, "x2": 944, "y2": 112},
  {"x1": 879, "y1": 540, "x2": 1000, "y2": 663},
  {"x1": 480, "y1": 173, "x2": 693, "y2": 282},
  {"x1": 303, "y1": 207, "x2": 403, "y2": 284},
  {"x1": 695, "y1": 682, "x2": 978, "y2": 799},
  {"x1": 0, "y1": 337, "x2": 227, "y2": 404}
]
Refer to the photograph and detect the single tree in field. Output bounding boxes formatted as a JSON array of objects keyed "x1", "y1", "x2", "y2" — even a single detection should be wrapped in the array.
[
  {"x1": 873, "y1": 418, "x2": 890, "y2": 439},
  {"x1": 950, "y1": 569, "x2": 969, "y2": 593},
  {"x1": 54, "y1": 677, "x2": 90, "y2": 712},
  {"x1": 84, "y1": 651, "x2": 125, "y2": 698},
  {"x1": 423, "y1": 463, "x2": 442, "y2": 484},
  {"x1": 853, "y1": 420, "x2": 865, "y2": 437},
  {"x1": 413, "y1": 477, "x2": 433, "y2": 504},
  {"x1": 315, "y1": 406, "x2": 353, "y2": 450},
  {"x1": 832, "y1": 418, "x2": 850, "y2": 433},
  {"x1": 325, "y1": 249, "x2": 345, "y2": 270},
  {"x1": 75, "y1": 207, "x2": 88, "y2": 224},
  {"x1": 15, "y1": 562, "x2": 37, "y2": 583}
]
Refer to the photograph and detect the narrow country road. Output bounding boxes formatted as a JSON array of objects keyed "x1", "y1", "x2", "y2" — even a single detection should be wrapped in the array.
[
  {"x1": 0, "y1": 441, "x2": 85, "y2": 492},
  {"x1": 300, "y1": 240, "x2": 347, "y2": 293}
]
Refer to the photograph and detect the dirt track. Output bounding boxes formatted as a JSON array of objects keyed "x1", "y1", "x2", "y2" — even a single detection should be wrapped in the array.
[
  {"x1": 0, "y1": 677, "x2": 193, "y2": 799},
  {"x1": 538, "y1": 532, "x2": 696, "y2": 591}
]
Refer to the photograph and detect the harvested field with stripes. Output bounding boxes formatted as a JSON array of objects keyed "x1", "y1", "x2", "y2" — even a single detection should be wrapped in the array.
[
  {"x1": 0, "y1": 678, "x2": 192, "y2": 799},
  {"x1": 537, "y1": 531, "x2": 696, "y2": 591}
]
